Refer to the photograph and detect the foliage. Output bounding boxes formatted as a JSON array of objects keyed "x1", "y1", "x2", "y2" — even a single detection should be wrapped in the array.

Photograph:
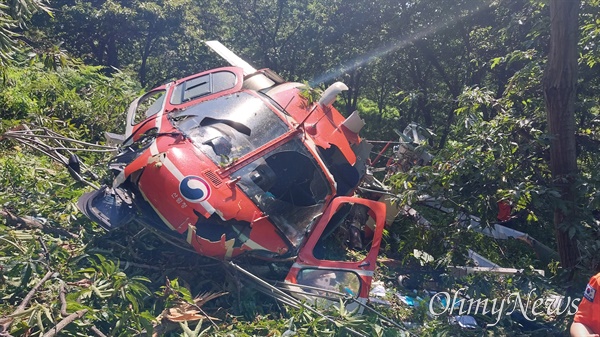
[
  {"x1": 31, "y1": 0, "x2": 229, "y2": 87},
  {"x1": 0, "y1": 61, "x2": 139, "y2": 139},
  {"x1": 356, "y1": 98, "x2": 401, "y2": 143},
  {"x1": 0, "y1": 0, "x2": 51, "y2": 66}
]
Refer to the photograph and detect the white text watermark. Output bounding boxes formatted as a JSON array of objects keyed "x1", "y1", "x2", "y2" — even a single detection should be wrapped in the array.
[{"x1": 428, "y1": 288, "x2": 581, "y2": 326}]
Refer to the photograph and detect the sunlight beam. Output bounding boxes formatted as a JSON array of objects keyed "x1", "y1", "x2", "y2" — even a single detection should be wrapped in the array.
[{"x1": 310, "y1": 1, "x2": 493, "y2": 86}]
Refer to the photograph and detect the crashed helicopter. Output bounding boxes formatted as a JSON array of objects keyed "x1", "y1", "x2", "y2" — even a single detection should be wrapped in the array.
[
  {"x1": 71, "y1": 41, "x2": 385, "y2": 305},
  {"x1": 2, "y1": 42, "x2": 557, "y2": 319}
]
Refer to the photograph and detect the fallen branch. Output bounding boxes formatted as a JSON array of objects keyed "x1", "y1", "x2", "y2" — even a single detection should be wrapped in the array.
[
  {"x1": 16, "y1": 271, "x2": 54, "y2": 313},
  {"x1": 90, "y1": 325, "x2": 108, "y2": 337},
  {"x1": 0, "y1": 271, "x2": 54, "y2": 332},
  {"x1": 0, "y1": 209, "x2": 79, "y2": 239},
  {"x1": 120, "y1": 260, "x2": 163, "y2": 271},
  {"x1": 59, "y1": 283, "x2": 68, "y2": 317},
  {"x1": 42, "y1": 309, "x2": 87, "y2": 337},
  {"x1": 38, "y1": 237, "x2": 50, "y2": 265}
]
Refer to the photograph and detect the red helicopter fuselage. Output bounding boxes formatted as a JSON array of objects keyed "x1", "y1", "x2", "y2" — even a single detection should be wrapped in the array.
[
  {"x1": 113, "y1": 66, "x2": 373, "y2": 261},
  {"x1": 74, "y1": 42, "x2": 388, "y2": 306}
]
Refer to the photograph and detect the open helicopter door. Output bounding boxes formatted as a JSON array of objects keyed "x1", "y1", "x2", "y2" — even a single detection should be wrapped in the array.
[{"x1": 284, "y1": 196, "x2": 386, "y2": 312}]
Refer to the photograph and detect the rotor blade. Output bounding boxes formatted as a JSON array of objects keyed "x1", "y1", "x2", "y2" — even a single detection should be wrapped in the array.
[{"x1": 205, "y1": 41, "x2": 257, "y2": 76}]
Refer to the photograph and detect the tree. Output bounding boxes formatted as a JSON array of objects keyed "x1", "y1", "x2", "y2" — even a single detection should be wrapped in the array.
[
  {"x1": 36, "y1": 0, "x2": 226, "y2": 87},
  {"x1": 0, "y1": 0, "x2": 50, "y2": 65},
  {"x1": 542, "y1": 0, "x2": 580, "y2": 271}
]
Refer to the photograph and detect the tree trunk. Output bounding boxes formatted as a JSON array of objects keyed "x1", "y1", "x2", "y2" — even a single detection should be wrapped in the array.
[
  {"x1": 542, "y1": 0, "x2": 579, "y2": 271},
  {"x1": 139, "y1": 32, "x2": 156, "y2": 88},
  {"x1": 106, "y1": 35, "x2": 119, "y2": 70},
  {"x1": 344, "y1": 69, "x2": 361, "y2": 114},
  {"x1": 414, "y1": 40, "x2": 461, "y2": 149}
]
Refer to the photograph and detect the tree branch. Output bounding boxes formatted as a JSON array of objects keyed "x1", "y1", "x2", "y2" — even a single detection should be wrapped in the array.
[
  {"x1": 90, "y1": 325, "x2": 108, "y2": 337},
  {"x1": 0, "y1": 209, "x2": 79, "y2": 239},
  {"x1": 17, "y1": 271, "x2": 54, "y2": 313},
  {"x1": 59, "y1": 283, "x2": 68, "y2": 317},
  {"x1": 42, "y1": 309, "x2": 88, "y2": 337},
  {"x1": 0, "y1": 271, "x2": 54, "y2": 332}
]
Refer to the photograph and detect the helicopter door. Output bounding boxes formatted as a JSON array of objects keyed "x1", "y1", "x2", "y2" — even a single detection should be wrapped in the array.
[{"x1": 284, "y1": 196, "x2": 386, "y2": 311}]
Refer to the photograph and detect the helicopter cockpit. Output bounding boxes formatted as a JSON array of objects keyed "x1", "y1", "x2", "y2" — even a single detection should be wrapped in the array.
[
  {"x1": 170, "y1": 92, "x2": 289, "y2": 166},
  {"x1": 233, "y1": 140, "x2": 331, "y2": 247},
  {"x1": 169, "y1": 91, "x2": 332, "y2": 247}
]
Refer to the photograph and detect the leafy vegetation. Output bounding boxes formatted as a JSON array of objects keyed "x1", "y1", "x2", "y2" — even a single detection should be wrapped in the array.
[{"x1": 2, "y1": 0, "x2": 600, "y2": 335}]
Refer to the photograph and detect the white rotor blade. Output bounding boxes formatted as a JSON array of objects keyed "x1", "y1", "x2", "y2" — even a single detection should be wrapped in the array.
[{"x1": 205, "y1": 40, "x2": 257, "y2": 76}]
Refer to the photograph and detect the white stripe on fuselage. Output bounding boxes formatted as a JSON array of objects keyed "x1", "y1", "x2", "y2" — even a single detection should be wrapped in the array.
[
  {"x1": 150, "y1": 92, "x2": 216, "y2": 215},
  {"x1": 120, "y1": 83, "x2": 216, "y2": 234}
]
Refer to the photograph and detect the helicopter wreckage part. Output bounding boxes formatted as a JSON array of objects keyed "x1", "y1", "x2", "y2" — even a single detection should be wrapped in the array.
[
  {"x1": 205, "y1": 41, "x2": 258, "y2": 76},
  {"x1": 1, "y1": 41, "x2": 557, "y2": 331},
  {"x1": 447, "y1": 265, "x2": 545, "y2": 277},
  {"x1": 358, "y1": 171, "x2": 554, "y2": 275},
  {"x1": 264, "y1": 81, "x2": 370, "y2": 169},
  {"x1": 227, "y1": 261, "x2": 411, "y2": 337},
  {"x1": 318, "y1": 82, "x2": 349, "y2": 107},
  {"x1": 77, "y1": 186, "x2": 135, "y2": 230},
  {"x1": 284, "y1": 197, "x2": 386, "y2": 301},
  {"x1": 205, "y1": 40, "x2": 283, "y2": 91},
  {"x1": 416, "y1": 195, "x2": 559, "y2": 264},
  {"x1": 375, "y1": 188, "x2": 558, "y2": 269},
  {"x1": 228, "y1": 261, "x2": 369, "y2": 336}
]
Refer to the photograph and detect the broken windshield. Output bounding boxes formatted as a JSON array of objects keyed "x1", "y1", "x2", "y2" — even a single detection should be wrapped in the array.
[
  {"x1": 170, "y1": 92, "x2": 289, "y2": 166},
  {"x1": 232, "y1": 138, "x2": 331, "y2": 248}
]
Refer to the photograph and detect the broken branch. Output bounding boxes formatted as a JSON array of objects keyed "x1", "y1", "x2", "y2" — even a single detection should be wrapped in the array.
[
  {"x1": 1, "y1": 209, "x2": 79, "y2": 239},
  {"x1": 17, "y1": 271, "x2": 54, "y2": 313},
  {"x1": 42, "y1": 309, "x2": 87, "y2": 337},
  {"x1": 0, "y1": 270, "x2": 54, "y2": 332},
  {"x1": 90, "y1": 325, "x2": 107, "y2": 337},
  {"x1": 59, "y1": 283, "x2": 68, "y2": 317}
]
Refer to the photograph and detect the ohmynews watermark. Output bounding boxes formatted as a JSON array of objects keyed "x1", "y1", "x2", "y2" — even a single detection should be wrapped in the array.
[{"x1": 428, "y1": 288, "x2": 581, "y2": 327}]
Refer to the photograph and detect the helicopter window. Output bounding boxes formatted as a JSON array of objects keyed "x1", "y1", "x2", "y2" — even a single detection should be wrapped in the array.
[
  {"x1": 313, "y1": 203, "x2": 375, "y2": 263},
  {"x1": 296, "y1": 268, "x2": 361, "y2": 298},
  {"x1": 170, "y1": 71, "x2": 237, "y2": 104},
  {"x1": 317, "y1": 145, "x2": 360, "y2": 196},
  {"x1": 233, "y1": 138, "x2": 331, "y2": 247},
  {"x1": 170, "y1": 92, "x2": 289, "y2": 166},
  {"x1": 132, "y1": 90, "x2": 166, "y2": 125}
]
